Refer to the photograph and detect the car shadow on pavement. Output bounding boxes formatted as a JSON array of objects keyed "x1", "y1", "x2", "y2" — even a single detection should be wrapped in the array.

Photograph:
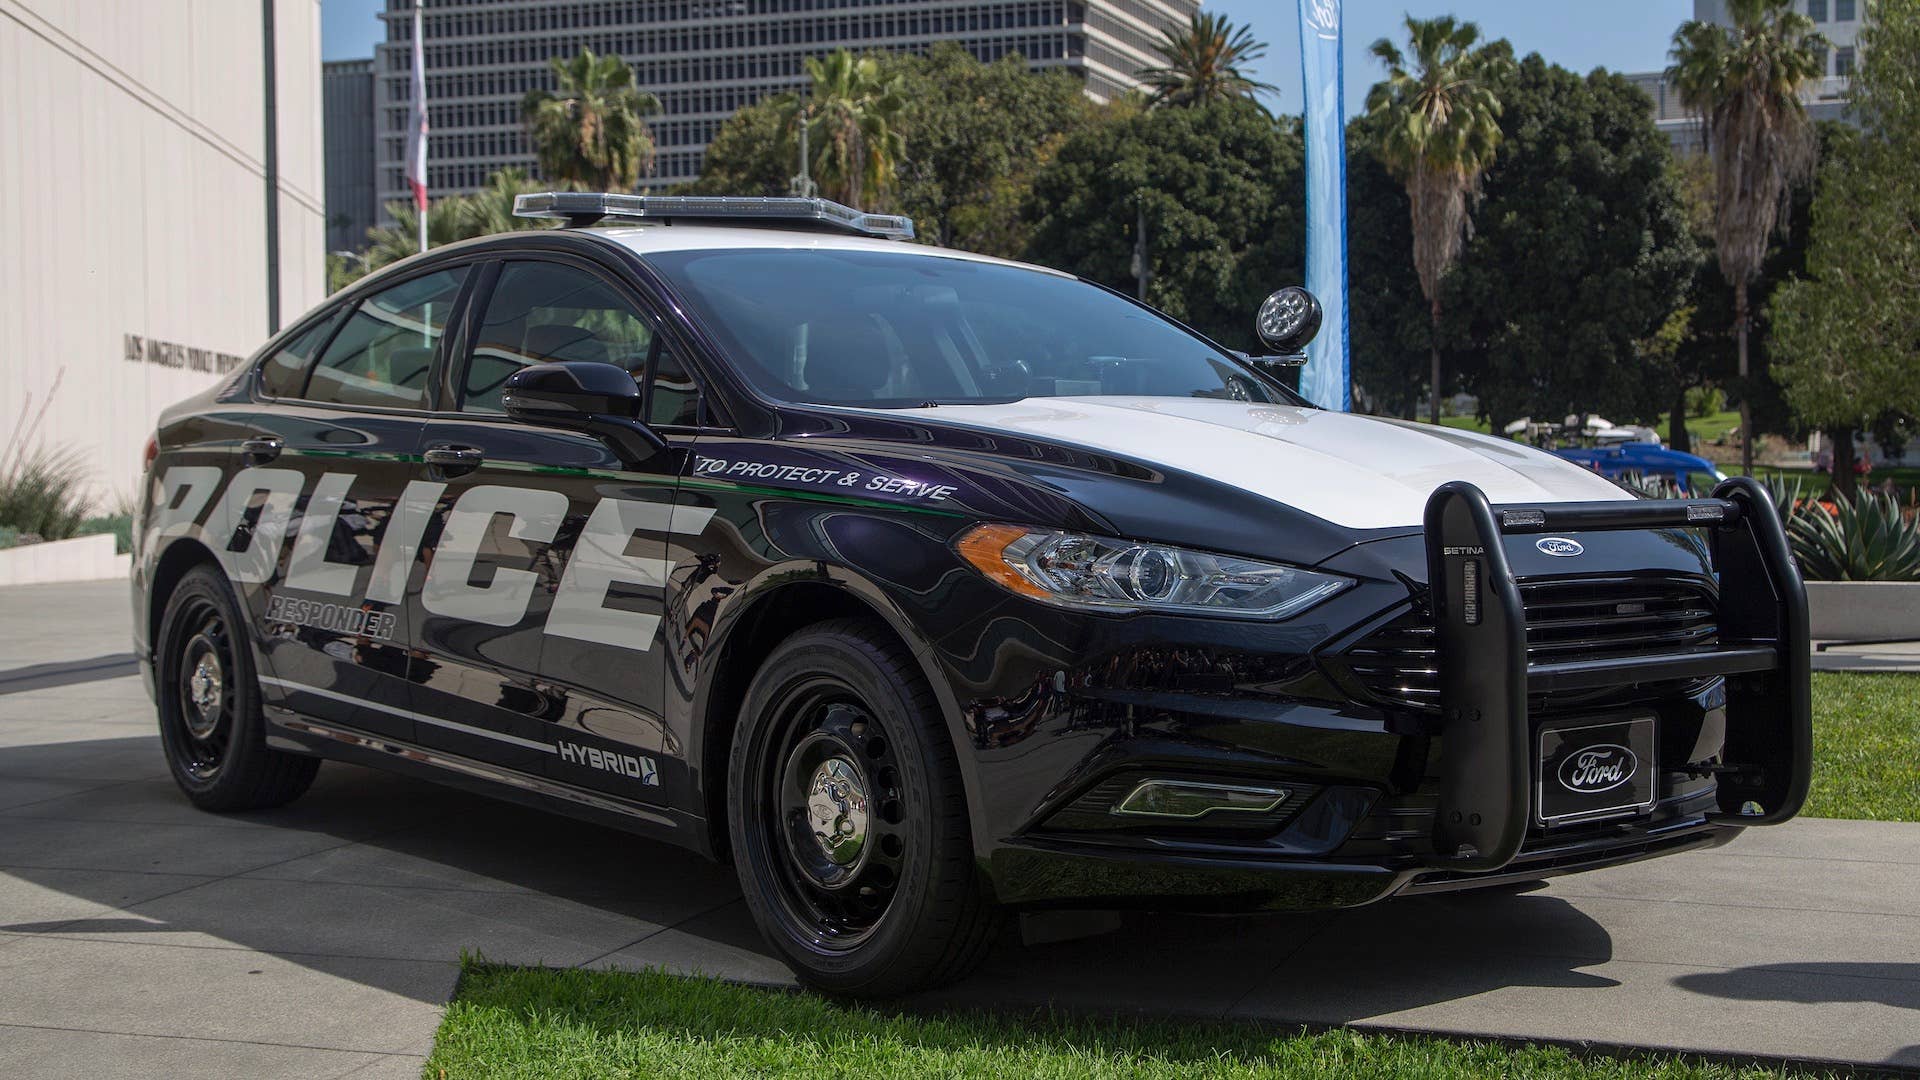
[
  {"x1": 1674, "y1": 964, "x2": 1920, "y2": 1010},
  {"x1": 1, "y1": 732, "x2": 1620, "y2": 1023}
]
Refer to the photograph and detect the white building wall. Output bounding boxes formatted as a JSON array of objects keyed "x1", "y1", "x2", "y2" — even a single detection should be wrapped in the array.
[{"x1": 0, "y1": 0, "x2": 324, "y2": 508}]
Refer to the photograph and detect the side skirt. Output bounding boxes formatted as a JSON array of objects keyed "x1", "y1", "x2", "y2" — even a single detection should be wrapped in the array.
[{"x1": 264, "y1": 710, "x2": 718, "y2": 859}]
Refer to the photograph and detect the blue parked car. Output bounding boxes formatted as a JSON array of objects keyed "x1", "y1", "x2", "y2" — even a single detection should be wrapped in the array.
[{"x1": 1553, "y1": 443, "x2": 1729, "y2": 496}]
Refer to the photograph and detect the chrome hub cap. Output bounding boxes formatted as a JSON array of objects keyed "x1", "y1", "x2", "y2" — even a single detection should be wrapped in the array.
[
  {"x1": 186, "y1": 653, "x2": 223, "y2": 736},
  {"x1": 805, "y1": 757, "x2": 869, "y2": 869}
]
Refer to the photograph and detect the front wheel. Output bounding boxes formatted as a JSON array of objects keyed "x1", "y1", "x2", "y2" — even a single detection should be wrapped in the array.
[
  {"x1": 728, "y1": 619, "x2": 998, "y2": 996},
  {"x1": 154, "y1": 565, "x2": 319, "y2": 811}
]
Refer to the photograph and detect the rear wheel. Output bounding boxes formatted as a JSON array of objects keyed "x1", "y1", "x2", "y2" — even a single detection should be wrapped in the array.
[
  {"x1": 728, "y1": 619, "x2": 998, "y2": 996},
  {"x1": 155, "y1": 565, "x2": 318, "y2": 811}
]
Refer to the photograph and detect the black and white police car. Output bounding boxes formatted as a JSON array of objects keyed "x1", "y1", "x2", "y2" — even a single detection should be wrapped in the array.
[{"x1": 134, "y1": 193, "x2": 1810, "y2": 996}]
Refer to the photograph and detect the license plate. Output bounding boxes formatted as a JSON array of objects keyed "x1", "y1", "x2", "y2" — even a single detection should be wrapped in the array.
[{"x1": 1535, "y1": 716, "x2": 1657, "y2": 826}]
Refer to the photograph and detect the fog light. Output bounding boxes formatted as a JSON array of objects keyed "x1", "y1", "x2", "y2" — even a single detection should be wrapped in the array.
[{"x1": 1112, "y1": 779, "x2": 1290, "y2": 819}]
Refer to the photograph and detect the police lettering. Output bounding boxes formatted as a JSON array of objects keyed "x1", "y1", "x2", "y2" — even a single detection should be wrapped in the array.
[{"x1": 160, "y1": 467, "x2": 711, "y2": 654}]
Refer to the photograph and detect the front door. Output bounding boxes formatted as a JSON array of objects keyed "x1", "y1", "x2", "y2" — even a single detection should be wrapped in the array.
[{"x1": 406, "y1": 258, "x2": 692, "y2": 805}]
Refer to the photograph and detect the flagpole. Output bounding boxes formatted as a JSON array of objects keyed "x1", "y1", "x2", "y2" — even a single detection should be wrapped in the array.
[{"x1": 409, "y1": 0, "x2": 428, "y2": 254}]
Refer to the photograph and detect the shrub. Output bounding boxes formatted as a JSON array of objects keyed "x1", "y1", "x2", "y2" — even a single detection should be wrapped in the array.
[
  {"x1": 0, "y1": 446, "x2": 95, "y2": 542},
  {"x1": 1787, "y1": 488, "x2": 1920, "y2": 582}
]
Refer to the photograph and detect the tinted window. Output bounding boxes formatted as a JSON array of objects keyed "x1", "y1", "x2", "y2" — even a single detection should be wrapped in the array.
[
  {"x1": 305, "y1": 268, "x2": 467, "y2": 409},
  {"x1": 648, "y1": 338, "x2": 702, "y2": 427},
  {"x1": 257, "y1": 317, "x2": 333, "y2": 398},
  {"x1": 463, "y1": 261, "x2": 654, "y2": 414},
  {"x1": 644, "y1": 249, "x2": 1288, "y2": 409}
]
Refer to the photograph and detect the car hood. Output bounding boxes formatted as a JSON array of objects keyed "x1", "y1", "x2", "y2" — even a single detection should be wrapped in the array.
[{"x1": 861, "y1": 397, "x2": 1633, "y2": 531}]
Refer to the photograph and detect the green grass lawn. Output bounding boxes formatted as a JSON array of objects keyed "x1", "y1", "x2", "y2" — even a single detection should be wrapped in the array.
[
  {"x1": 1806, "y1": 672, "x2": 1920, "y2": 821},
  {"x1": 428, "y1": 962, "x2": 1842, "y2": 1079},
  {"x1": 424, "y1": 673, "x2": 1913, "y2": 1079}
]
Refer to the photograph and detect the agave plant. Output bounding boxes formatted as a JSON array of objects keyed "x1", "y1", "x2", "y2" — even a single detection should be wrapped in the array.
[{"x1": 1786, "y1": 489, "x2": 1920, "y2": 581}]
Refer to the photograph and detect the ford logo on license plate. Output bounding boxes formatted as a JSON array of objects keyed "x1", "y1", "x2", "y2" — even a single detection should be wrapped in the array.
[{"x1": 1558, "y1": 744, "x2": 1637, "y2": 794}]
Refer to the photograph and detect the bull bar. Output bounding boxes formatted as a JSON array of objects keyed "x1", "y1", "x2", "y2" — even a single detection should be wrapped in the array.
[{"x1": 1421, "y1": 477, "x2": 1812, "y2": 872}]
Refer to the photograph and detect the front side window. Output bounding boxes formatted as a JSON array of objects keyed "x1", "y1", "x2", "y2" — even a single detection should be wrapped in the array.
[
  {"x1": 1835, "y1": 0, "x2": 1855, "y2": 20},
  {"x1": 1808, "y1": 0, "x2": 1828, "y2": 20},
  {"x1": 304, "y1": 267, "x2": 467, "y2": 409},
  {"x1": 643, "y1": 249, "x2": 1288, "y2": 409},
  {"x1": 462, "y1": 261, "x2": 655, "y2": 413}
]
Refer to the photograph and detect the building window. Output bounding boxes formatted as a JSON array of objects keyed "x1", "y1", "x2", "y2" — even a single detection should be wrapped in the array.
[
  {"x1": 1835, "y1": 0, "x2": 1856, "y2": 19},
  {"x1": 1807, "y1": 0, "x2": 1827, "y2": 20},
  {"x1": 1835, "y1": 46, "x2": 1856, "y2": 77}
]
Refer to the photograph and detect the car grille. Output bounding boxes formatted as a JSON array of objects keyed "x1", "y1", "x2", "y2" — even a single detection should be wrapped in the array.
[{"x1": 1340, "y1": 576, "x2": 1720, "y2": 714}]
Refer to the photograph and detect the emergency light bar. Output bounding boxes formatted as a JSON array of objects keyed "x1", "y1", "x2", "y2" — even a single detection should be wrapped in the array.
[{"x1": 512, "y1": 192, "x2": 915, "y2": 240}]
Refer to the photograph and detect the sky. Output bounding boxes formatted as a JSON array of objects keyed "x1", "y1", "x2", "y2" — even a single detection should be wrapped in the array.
[{"x1": 323, "y1": 0, "x2": 1694, "y2": 117}]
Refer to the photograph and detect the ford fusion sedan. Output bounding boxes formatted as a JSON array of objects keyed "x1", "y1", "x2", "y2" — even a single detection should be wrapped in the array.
[{"x1": 132, "y1": 194, "x2": 1810, "y2": 996}]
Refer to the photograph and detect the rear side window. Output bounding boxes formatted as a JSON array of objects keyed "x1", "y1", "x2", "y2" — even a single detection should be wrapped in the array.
[
  {"x1": 304, "y1": 268, "x2": 467, "y2": 409},
  {"x1": 256, "y1": 318, "x2": 332, "y2": 398},
  {"x1": 462, "y1": 261, "x2": 654, "y2": 413}
]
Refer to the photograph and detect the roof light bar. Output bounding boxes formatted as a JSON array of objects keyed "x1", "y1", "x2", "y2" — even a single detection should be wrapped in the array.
[{"x1": 512, "y1": 192, "x2": 915, "y2": 240}]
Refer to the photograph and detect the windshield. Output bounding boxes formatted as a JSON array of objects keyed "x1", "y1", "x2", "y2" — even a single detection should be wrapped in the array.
[{"x1": 643, "y1": 248, "x2": 1293, "y2": 408}]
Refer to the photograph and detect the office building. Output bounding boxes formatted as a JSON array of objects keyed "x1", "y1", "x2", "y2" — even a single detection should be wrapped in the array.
[
  {"x1": 325, "y1": 58, "x2": 379, "y2": 252},
  {"x1": 368, "y1": 0, "x2": 1197, "y2": 220},
  {"x1": 0, "y1": 0, "x2": 324, "y2": 504}
]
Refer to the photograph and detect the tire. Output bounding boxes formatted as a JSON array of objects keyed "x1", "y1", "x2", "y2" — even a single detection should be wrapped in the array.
[
  {"x1": 154, "y1": 564, "x2": 319, "y2": 811},
  {"x1": 727, "y1": 618, "x2": 999, "y2": 996}
]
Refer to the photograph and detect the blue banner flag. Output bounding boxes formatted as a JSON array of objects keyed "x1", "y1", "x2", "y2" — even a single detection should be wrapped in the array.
[{"x1": 1297, "y1": 0, "x2": 1350, "y2": 411}]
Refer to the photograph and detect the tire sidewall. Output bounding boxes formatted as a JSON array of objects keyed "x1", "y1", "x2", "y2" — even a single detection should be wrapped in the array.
[
  {"x1": 155, "y1": 565, "x2": 267, "y2": 801},
  {"x1": 728, "y1": 626, "x2": 951, "y2": 989}
]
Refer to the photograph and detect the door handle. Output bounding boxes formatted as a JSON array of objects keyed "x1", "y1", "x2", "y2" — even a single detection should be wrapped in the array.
[
  {"x1": 423, "y1": 444, "x2": 485, "y2": 477},
  {"x1": 240, "y1": 436, "x2": 282, "y2": 464}
]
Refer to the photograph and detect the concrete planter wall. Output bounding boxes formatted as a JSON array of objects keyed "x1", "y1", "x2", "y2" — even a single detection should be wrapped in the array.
[
  {"x1": 0, "y1": 533, "x2": 131, "y2": 587},
  {"x1": 1805, "y1": 580, "x2": 1920, "y2": 641}
]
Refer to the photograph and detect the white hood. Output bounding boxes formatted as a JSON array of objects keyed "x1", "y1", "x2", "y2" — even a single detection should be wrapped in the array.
[{"x1": 877, "y1": 398, "x2": 1632, "y2": 531}]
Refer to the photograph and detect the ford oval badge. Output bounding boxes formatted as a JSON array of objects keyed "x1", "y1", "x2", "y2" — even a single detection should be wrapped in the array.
[
  {"x1": 1536, "y1": 537, "x2": 1584, "y2": 557},
  {"x1": 1558, "y1": 744, "x2": 1637, "y2": 794}
]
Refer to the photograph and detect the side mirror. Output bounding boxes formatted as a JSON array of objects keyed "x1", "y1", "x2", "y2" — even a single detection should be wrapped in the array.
[
  {"x1": 1255, "y1": 286, "x2": 1323, "y2": 358},
  {"x1": 501, "y1": 361, "x2": 667, "y2": 463}
]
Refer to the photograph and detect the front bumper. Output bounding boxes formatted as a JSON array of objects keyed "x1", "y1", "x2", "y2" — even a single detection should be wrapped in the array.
[{"x1": 933, "y1": 480, "x2": 1809, "y2": 912}]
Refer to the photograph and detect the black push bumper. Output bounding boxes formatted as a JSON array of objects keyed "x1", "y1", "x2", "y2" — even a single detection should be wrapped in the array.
[{"x1": 1422, "y1": 477, "x2": 1812, "y2": 872}]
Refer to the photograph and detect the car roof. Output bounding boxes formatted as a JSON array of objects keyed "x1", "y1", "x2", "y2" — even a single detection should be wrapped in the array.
[{"x1": 576, "y1": 223, "x2": 1075, "y2": 277}]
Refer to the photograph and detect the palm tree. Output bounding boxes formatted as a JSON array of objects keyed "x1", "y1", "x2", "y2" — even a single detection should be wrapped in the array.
[
  {"x1": 1366, "y1": 16, "x2": 1513, "y2": 425},
  {"x1": 521, "y1": 48, "x2": 661, "y2": 192},
  {"x1": 785, "y1": 51, "x2": 907, "y2": 209},
  {"x1": 355, "y1": 169, "x2": 549, "y2": 280},
  {"x1": 1667, "y1": 0, "x2": 1824, "y2": 475},
  {"x1": 1138, "y1": 12, "x2": 1276, "y2": 107}
]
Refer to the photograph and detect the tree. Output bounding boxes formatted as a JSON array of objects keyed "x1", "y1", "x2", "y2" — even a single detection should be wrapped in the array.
[
  {"x1": 1022, "y1": 99, "x2": 1303, "y2": 352},
  {"x1": 889, "y1": 43, "x2": 1105, "y2": 256},
  {"x1": 1365, "y1": 16, "x2": 1514, "y2": 424},
  {"x1": 1666, "y1": 0, "x2": 1824, "y2": 474},
  {"x1": 1345, "y1": 115, "x2": 1429, "y2": 418},
  {"x1": 789, "y1": 50, "x2": 907, "y2": 209},
  {"x1": 1772, "y1": 3, "x2": 1920, "y2": 498},
  {"x1": 683, "y1": 97, "x2": 792, "y2": 198},
  {"x1": 521, "y1": 48, "x2": 660, "y2": 192},
  {"x1": 352, "y1": 169, "x2": 549, "y2": 282},
  {"x1": 1138, "y1": 12, "x2": 1277, "y2": 108},
  {"x1": 1444, "y1": 57, "x2": 1699, "y2": 433}
]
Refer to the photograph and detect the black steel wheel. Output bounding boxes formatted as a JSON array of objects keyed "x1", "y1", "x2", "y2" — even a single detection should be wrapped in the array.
[
  {"x1": 729, "y1": 618, "x2": 998, "y2": 996},
  {"x1": 155, "y1": 565, "x2": 318, "y2": 811}
]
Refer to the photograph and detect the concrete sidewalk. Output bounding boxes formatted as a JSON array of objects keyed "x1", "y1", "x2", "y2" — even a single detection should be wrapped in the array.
[{"x1": 1, "y1": 581, "x2": 1916, "y2": 1077}]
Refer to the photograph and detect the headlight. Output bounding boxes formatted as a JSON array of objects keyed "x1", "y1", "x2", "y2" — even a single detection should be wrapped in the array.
[{"x1": 955, "y1": 524, "x2": 1351, "y2": 619}]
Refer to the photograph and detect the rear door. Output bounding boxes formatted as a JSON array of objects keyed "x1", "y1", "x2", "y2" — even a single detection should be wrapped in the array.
[
  {"x1": 405, "y1": 256, "x2": 696, "y2": 805},
  {"x1": 235, "y1": 265, "x2": 472, "y2": 742}
]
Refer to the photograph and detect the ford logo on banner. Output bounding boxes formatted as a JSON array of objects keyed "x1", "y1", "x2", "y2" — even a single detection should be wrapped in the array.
[
  {"x1": 1537, "y1": 537, "x2": 1584, "y2": 557},
  {"x1": 1559, "y1": 745, "x2": 1637, "y2": 794}
]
